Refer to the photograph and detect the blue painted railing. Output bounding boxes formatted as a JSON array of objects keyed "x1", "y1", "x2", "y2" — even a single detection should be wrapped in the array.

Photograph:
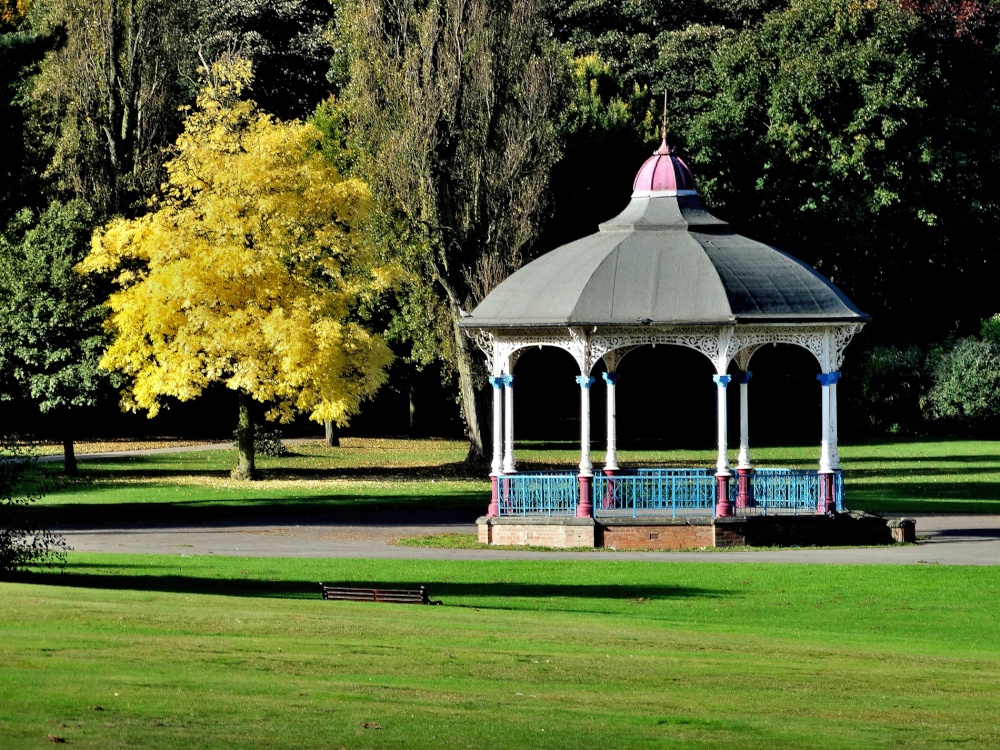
[
  {"x1": 497, "y1": 471, "x2": 578, "y2": 516},
  {"x1": 593, "y1": 469, "x2": 718, "y2": 518},
  {"x1": 745, "y1": 469, "x2": 844, "y2": 514},
  {"x1": 495, "y1": 468, "x2": 844, "y2": 517}
]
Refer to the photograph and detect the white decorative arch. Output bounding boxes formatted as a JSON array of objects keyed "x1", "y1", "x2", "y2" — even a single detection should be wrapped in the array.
[{"x1": 476, "y1": 322, "x2": 863, "y2": 378}]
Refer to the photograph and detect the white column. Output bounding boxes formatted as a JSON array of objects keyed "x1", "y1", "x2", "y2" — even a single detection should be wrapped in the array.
[
  {"x1": 713, "y1": 374, "x2": 731, "y2": 475},
  {"x1": 501, "y1": 374, "x2": 516, "y2": 473},
  {"x1": 490, "y1": 376, "x2": 504, "y2": 475},
  {"x1": 602, "y1": 371, "x2": 620, "y2": 471},
  {"x1": 577, "y1": 375, "x2": 595, "y2": 475},
  {"x1": 817, "y1": 372, "x2": 841, "y2": 473},
  {"x1": 736, "y1": 370, "x2": 752, "y2": 469},
  {"x1": 830, "y1": 379, "x2": 841, "y2": 469}
]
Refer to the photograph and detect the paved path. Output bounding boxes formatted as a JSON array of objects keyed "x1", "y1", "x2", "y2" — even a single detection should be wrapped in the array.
[
  {"x1": 55, "y1": 514, "x2": 1000, "y2": 565},
  {"x1": 37, "y1": 442, "x2": 236, "y2": 462}
]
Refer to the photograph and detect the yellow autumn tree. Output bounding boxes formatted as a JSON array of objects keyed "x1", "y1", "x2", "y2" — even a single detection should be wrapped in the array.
[{"x1": 80, "y1": 57, "x2": 394, "y2": 479}]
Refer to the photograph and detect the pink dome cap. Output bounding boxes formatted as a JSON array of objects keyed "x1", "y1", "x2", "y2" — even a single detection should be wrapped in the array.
[{"x1": 632, "y1": 138, "x2": 697, "y2": 196}]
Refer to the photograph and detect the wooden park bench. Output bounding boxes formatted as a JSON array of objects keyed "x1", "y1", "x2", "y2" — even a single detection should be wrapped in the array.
[{"x1": 320, "y1": 584, "x2": 441, "y2": 605}]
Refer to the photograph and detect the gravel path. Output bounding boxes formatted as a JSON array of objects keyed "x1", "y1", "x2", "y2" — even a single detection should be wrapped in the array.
[{"x1": 55, "y1": 514, "x2": 1000, "y2": 565}]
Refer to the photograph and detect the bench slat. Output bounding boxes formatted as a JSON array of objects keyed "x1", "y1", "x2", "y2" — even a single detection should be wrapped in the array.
[{"x1": 320, "y1": 584, "x2": 441, "y2": 605}]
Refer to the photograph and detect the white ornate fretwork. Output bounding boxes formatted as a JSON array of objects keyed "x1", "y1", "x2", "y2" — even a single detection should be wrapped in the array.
[{"x1": 473, "y1": 322, "x2": 864, "y2": 377}]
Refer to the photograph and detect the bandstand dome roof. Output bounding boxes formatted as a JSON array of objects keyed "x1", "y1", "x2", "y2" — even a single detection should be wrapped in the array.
[{"x1": 461, "y1": 138, "x2": 868, "y2": 329}]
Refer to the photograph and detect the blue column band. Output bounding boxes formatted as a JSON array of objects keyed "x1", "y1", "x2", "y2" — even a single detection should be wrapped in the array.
[
  {"x1": 739, "y1": 371, "x2": 753, "y2": 385},
  {"x1": 713, "y1": 374, "x2": 731, "y2": 387},
  {"x1": 490, "y1": 376, "x2": 504, "y2": 389},
  {"x1": 502, "y1": 374, "x2": 516, "y2": 388},
  {"x1": 816, "y1": 372, "x2": 841, "y2": 386},
  {"x1": 602, "y1": 372, "x2": 620, "y2": 385},
  {"x1": 576, "y1": 375, "x2": 595, "y2": 389}
]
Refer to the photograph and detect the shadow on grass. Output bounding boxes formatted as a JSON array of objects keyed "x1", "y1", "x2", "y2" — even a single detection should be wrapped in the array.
[
  {"x1": 847, "y1": 478, "x2": 1000, "y2": 513},
  {"x1": 66, "y1": 460, "x2": 486, "y2": 482},
  {"x1": 28, "y1": 494, "x2": 486, "y2": 528},
  {"x1": 849, "y1": 467, "x2": 1000, "y2": 479},
  {"x1": 8, "y1": 567, "x2": 725, "y2": 608},
  {"x1": 849, "y1": 479, "x2": 1000, "y2": 500},
  {"x1": 846, "y1": 455, "x2": 1000, "y2": 465},
  {"x1": 8, "y1": 576, "x2": 726, "y2": 610}
]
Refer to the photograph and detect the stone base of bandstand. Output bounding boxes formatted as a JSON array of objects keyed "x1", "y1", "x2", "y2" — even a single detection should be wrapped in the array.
[
  {"x1": 478, "y1": 516, "x2": 596, "y2": 547},
  {"x1": 477, "y1": 512, "x2": 916, "y2": 550}
]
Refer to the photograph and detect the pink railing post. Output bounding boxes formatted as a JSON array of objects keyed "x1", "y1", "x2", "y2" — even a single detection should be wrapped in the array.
[
  {"x1": 577, "y1": 474, "x2": 593, "y2": 517},
  {"x1": 603, "y1": 468, "x2": 617, "y2": 509},
  {"x1": 735, "y1": 467, "x2": 753, "y2": 509},
  {"x1": 715, "y1": 473, "x2": 732, "y2": 517},
  {"x1": 818, "y1": 471, "x2": 836, "y2": 514},
  {"x1": 488, "y1": 475, "x2": 499, "y2": 517}
]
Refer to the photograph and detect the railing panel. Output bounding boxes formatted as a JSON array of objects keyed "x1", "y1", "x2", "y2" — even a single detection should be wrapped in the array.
[
  {"x1": 594, "y1": 470, "x2": 716, "y2": 518},
  {"x1": 748, "y1": 469, "x2": 830, "y2": 515},
  {"x1": 497, "y1": 472, "x2": 578, "y2": 516}
]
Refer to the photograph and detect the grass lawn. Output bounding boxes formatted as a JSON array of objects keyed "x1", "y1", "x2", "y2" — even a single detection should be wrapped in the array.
[
  {"x1": 26, "y1": 437, "x2": 1000, "y2": 524},
  {"x1": 2, "y1": 555, "x2": 999, "y2": 749}
]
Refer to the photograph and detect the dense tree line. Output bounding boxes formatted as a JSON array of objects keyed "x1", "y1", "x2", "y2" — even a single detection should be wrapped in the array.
[{"x1": 2, "y1": 0, "x2": 1000, "y2": 465}]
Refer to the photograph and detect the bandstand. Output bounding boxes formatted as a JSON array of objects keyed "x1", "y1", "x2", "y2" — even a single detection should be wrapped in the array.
[{"x1": 460, "y1": 134, "x2": 884, "y2": 549}]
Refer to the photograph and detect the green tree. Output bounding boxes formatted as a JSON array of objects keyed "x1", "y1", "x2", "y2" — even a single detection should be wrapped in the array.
[
  {"x1": 538, "y1": 54, "x2": 650, "y2": 251},
  {"x1": 0, "y1": 29, "x2": 48, "y2": 227},
  {"x1": 26, "y1": 0, "x2": 198, "y2": 216},
  {"x1": 925, "y1": 314, "x2": 1000, "y2": 432},
  {"x1": 81, "y1": 58, "x2": 394, "y2": 479},
  {"x1": 925, "y1": 336, "x2": 1000, "y2": 431},
  {"x1": 332, "y1": 0, "x2": 568, "y2": 461},
  {"x1": 197, "y1": 0, "x2": 335, "y2": 120},
  {"x1": 689, "y1": 0, "x2": 1000, "y2": 329},
  {"x1": 0, "y1": 199, "x2": 110, "y2": 474},
  {"x1": 548, "y1": 0, "x2": 783, "y2": 92}
]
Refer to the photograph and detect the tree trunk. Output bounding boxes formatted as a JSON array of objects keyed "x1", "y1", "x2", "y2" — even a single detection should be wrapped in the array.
[
  {"x1": 431, "y1": 260, "x2": 488, "y2": 464},
  {"x1": 408, "y1": 381, "x2": 417, "y2": 436},
  {"x1": 449, "y1": 308, "x2": 487, "y2": 463},
  {"x1": 231, "y1": 390, "x2": 257, "y2": 480},
  {"x1": 62, "y1": 435, "x2": 77, "y2": 476},
  {"x1": 324, "y1": 419, "x2": 340, "y2": 447}
]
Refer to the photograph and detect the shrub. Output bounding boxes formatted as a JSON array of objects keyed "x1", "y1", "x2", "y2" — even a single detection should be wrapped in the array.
[
  {"x1": 231, "y1": 426, "x2": 289, "y2": 458},
  {"x1": 0, "y1": 439, "x2": 67, "y2": 573},
  {"x1": 925, "y1": 335, "x2": 1000, "y2": 430},
  {"x1": 848, "y1": 345, "x2": 933, "y2": 435}
]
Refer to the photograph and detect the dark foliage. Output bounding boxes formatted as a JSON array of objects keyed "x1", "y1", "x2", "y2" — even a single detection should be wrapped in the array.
[{"x1": 0, "y1": 439, "x2": 66, "y2": 573}]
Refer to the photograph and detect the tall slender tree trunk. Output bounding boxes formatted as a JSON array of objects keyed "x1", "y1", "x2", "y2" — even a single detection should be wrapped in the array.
[
  {"x1": 432, "y1": 262, "x2": 488, "y2": 463},
  {"x1": 62, "y1": 435, "x2": 77, "y2": 476},
  {"x1": 449, "y1": 307, "x2": 486, "y2": 463},
  {"x1": 324, "y1": 419, "x2": 340, "y2": 447},
  {"x1": 408, "y1": 381, "x2": 417, "y2": 436},
  {"x1": 232, "y1": 390, "x2": 257, "y2": 480}
]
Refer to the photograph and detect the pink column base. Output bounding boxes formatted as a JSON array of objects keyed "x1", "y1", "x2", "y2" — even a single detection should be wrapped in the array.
[
  {"x1": 735, "y1": 468, "x2": 753, "y2": 509},
  {"x1": 488, "y1": 475, "x2": 499, "y2": 517},
  {"x1": 817, "y1": 472, "x2": 835, "y2": 514},
  {"x1": 602, "y1": 468, "x2": 617, "y2": 509},
  {"x1": 715, "y1": 474, "x2": 733, "y2": 517},
  {"x1": 577, "y1": 474, "x2": 593, "y2": 518}
]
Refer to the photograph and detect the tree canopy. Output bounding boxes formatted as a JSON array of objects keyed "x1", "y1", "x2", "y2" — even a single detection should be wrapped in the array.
[
  {"x1": 332, "y1": 0, "x2": 568, "y2": 460},
  {"x1": 0, "y1": 199, "x2": 109, "y2": 472},
  {"x1": 688, "y1": 0, "x2": 1000, "y2": 328},
  {"x1": 81, "y1": 58, "x2": 394, "y2": 476},
  {"x1": 23, "y1": 0, "x2": 199, "y2": 217}
]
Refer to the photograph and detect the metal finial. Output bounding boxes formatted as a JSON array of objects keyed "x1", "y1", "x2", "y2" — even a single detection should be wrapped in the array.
[{"x1": 661, "y1": 90, "x2": 669, "y2": 142}]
